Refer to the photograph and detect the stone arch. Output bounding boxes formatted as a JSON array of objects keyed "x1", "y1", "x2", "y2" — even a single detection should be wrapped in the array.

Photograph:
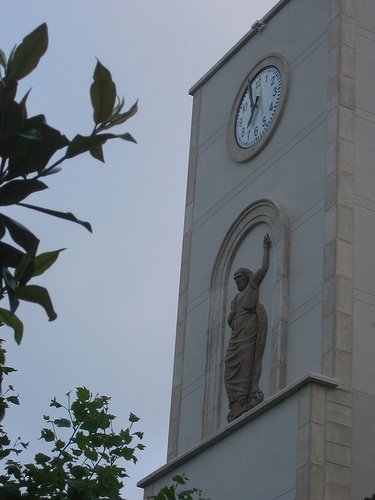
[{"x1": 202, "y1": 199, "x2": 290, "y2": 438}]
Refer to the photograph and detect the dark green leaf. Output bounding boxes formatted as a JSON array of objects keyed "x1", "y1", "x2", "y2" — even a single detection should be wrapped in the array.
[
  {"x1": 0, "y1": 100, "x2": 23, "y2": 136},
  {"x1": 0, "y1": 242, "x2": 24, "y2": 268},
  {"x1": 6, "y1": 119, "x2": 69, "y2": 179},
  {"x1": 35, "y1": 452, "x2": 50, "y2": 464},
  {"x1": 90, "y1": 60, "x2": 116, "y2": 124},
  {"x1": 172, "y1": 475, "x2": 187, "y2": 486},
  {"x1": 0, "y1": 308, "x2": 23, "y2": 344},
  {"x1": 17, "y1": 202, "x2": 92, "y2": 233},
  {"x1": 0, "y1": 213, "x2": 39, "y2": 255},
  {"x1": 7, "y1": 23, "x2": 48, "y2": 82},
  {"x1": 16, "y1": 128, "x2": 42, "y2": 140},
  {"x1": 54, "y1": 418, "x2": 71, "y2": 428},
  {"x1": 66, "y1": 134, "x2": 108, "y2": 159},
  {"x1": 129, "y1": 412, "x2": 139, "y2": 423},
  {"x1": 0, "y1": 49, "x2": 6, "y2": 68},
  {"x1": 14, "y1": 253, "x2": 34, "y2": 284},
  {"x1": 15, "y1": 284, "x2": 57, "y2": 321},
  {"x1": 40, "y1": 428, "x2": 54, "y2": 442},
  {"x1": 76, "y1": 386, "x2": 90, "y2": 402},
  {"x1": 32, "y1": 248, "x2": 65, "y2": 277},
  {"x1": 0, "y1": 179, "x2": 47, "y2": 206},
  {"x1": 6, "y1": 395, "x2": 19, "y2": 405},
  {"x1": 89, "y1": 143, "x2": 105, "y2": 162},
  {"x1": 102, "y1": 100, "x2": 138, "y2": 129}
]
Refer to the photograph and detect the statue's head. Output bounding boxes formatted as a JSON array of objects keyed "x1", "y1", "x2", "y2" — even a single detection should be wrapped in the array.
[{"x1": 233, "y1": 267, "x2": 252, "y2": 291}]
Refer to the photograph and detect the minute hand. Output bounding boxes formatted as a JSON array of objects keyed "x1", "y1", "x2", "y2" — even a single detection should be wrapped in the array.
[{"x1": 247, "y1": 95, "x2": 260, "y2": 127}]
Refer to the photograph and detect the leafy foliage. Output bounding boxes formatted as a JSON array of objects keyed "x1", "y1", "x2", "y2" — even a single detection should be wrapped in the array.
[
  {"x1": 0, "y1": 384, "x2": 144, "y2": 499},
  {"x1": 147, "y1": 474, "x2": 207, "y2": 500},
  {"x1": 0, "y1": 23, "x2": 137, "y2": 343}
]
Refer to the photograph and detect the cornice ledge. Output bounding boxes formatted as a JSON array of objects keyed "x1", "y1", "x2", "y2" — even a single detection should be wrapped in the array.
[{"x1": 138, "y1": 372, "x2": 338, "y2": 488}]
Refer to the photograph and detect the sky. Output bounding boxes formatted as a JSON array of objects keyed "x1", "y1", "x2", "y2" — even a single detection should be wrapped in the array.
[{"x1": 2, "y1": 1, "x2": 277, "y2": 498}]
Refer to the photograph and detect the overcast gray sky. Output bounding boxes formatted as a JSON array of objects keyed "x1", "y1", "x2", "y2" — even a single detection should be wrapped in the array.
[{"x1": 3, "y1": 1, "x2": 277, "y2": 498}]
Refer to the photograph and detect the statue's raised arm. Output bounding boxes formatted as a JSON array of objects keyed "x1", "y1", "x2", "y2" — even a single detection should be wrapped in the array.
[{"x1": 253, "y1": 233, "x2": 272, "y2": 286}]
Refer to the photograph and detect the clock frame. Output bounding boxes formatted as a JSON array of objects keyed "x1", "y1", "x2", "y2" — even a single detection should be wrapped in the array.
[{"x1": 227, "y1": 54, "x2": 289, "y2": 162}]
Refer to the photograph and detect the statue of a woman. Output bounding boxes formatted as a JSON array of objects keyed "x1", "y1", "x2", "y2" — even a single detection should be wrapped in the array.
[{"x1": 224, "y1": 234, "x2": 271, "y2": 422}]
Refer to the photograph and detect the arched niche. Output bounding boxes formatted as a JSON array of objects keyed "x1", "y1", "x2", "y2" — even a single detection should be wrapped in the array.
[{"x1": 202, "y1": 199, "x2": 290, "y2": 438}]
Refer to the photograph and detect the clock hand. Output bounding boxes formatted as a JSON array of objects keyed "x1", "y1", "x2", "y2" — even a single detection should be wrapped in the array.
[{"x1": 247, "y1": 95, "x2": 260, "y2": 127}]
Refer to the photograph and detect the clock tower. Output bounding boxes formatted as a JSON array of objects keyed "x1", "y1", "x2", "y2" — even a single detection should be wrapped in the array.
[{"x1": 139, "y1": 0, "x2": 375, "y2": 498}]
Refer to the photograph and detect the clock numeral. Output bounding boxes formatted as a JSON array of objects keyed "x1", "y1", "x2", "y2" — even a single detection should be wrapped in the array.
[
  {"x1": 254, "y1": 127, "x2": 259, "y2": 137},
  {"x1": 242, "y1": 101, "x2": 248, "y2": 112},
  {"x1": 272, "y1": 86, "x2": 278, "y2": 97},
  {"x1": 269, "y1": 102, "x2": 274, "y2": 111},
  {"x1": 239, "y1": 117, "x2": 243, "y2": 127},
  {"x1": 262, "y1": 117, "x2": 267, "y2": 127},
  {"x1": 271, "y1": 75, "x2": 276, "y2": 85},
  {"x1": 241, "y1": 128, "x2": 245, "y2": 137},
  {"x1": 256, "y1": 77, "x2": 261, "y2": 89}
]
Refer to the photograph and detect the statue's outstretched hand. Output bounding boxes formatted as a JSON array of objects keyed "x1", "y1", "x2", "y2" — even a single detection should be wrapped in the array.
[{"x1": 263, "y1": 233, "x2": 271, "y2": 249}]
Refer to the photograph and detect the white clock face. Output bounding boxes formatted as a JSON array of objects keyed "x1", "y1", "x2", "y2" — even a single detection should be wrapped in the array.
[{"x1": 235, "y1": 65, "x2": 282, "y2": 149}]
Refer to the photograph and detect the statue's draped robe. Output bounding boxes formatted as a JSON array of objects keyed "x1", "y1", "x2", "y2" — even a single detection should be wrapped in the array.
[{"x1": 224, "y1": 271, "x2": 268, "y2": 406}]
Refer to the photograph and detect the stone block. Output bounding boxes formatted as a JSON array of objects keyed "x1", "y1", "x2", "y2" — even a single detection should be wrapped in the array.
[
  {"x1": 311, "y1": 423, "x2": 325, "y2": 465},
  {"x1": 298, "y1": 387, "x2": 310, "y2": 427},
  {"x1": 297, "y1": 423, "x2": 310, "y2": 468},
  {"x1": 338, "y1": 137, "x2": 354, "y2": 174},
  {"x1": 311, "y1": 385, "x2": 326, "y2": 424},
  {"x1": 337, "y1": 204, "x2": 353, "y2": 243},
  {"x1": 339, "y1": 74, "x2": 355, "y2": 108},
  {"x1": 335, "y1": 275, "x2": 353, "y2": 315},
  {"x1": 326, "y1": 400, "x2": 352, "y2": 426},
  {"x1": 325, "y1": 171, "x2": 337, "y2": 210},
  {"x1": 341, "y1": 16, "x2": 356, "y2": 47},
  {"x1": 335, "y1": 311, "x2": 352, "y2": 352},
  {"x1": 324, "y1": 239, "x2": 336, "y2": 279},
  {"x1": 326, "y1": 441, "x2": 351, "y2": 467},
  {"x1": 326, "y1": 387, "x2": 351, "y2": 406},
  {"x1": 336, "y1": 239, "x2": 352, "y2": 279},
  {"x1": 326, "y1": 421, "x2": 351, "y2": 446},
  {"x1": 310, "y1": 464, "x2": 324, "y2": 500},
  {"x1": 323, "y1": 313, "x2": 334, "y2": 354},
  {"x1": 338, "y1": 106, "x2": 354, "y2": 142},
  {"x1": 325, "y1": 205, "x2": 336, "y2": 242},
  {"x1": 337, "y1": 171, "x2": 353, "y2": 208},
  {"x1": 325, "y1": 462, "x2": 351, "y2": 488},
  {"x1": 324, "y1": 483, "x2": 350, "y2": 500},
  {"x1": 340, "y1": 44, "x2": 355, "y2": 78}
]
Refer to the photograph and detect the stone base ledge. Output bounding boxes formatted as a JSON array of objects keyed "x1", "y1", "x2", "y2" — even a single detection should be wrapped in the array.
[{"x1": 138, "y1": 372, "x2": 338, "y2": 488}]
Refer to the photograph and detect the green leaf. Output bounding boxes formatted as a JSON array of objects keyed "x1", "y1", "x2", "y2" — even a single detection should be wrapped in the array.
[
  {"x1": 100, "y1": 100, "x2": 138, "y2": 130},
  {"x1": 40, "y1": 428, "x2": 54, "y2": 442},
  {"x1": 0, "y1": 213, "x2": 39, "y2": 255},
  {"x1": 90, "y1": 60, "x2": 116, "y2": 124},
  {"x1": 14, "y1": 253, "x2": 34, "y2": 284},
  {"x1": 0, "y1": 49, "x2": 6, "y2": 68},
  {"x1": 6, "y1": 395, "x2": 19, "y2": 405},
  {"x1": 89, "y1": 143, "x2": 105, "y2": 163},
  {"x1": 54, "y1": 418, "x2": 71, "y2": 428},
  {"x1": 66, "y1": 134, "x2": 109, "y2": 159},
  {"x1": 16, "y1": 128, "x2": 42, "y2": 140},
  {"x1": 6, "y1": 118, "x2": 69, "y2": 179},
  {"x1": 0, "y1": 179, "x2": 47, "y2": 206},
  {"x1": 172, "y1": 475, "x2": 187, "y2": 486},
  {"x1": 0, "y1": 308, "x2": 23, "y2": 344},
  {"x1": 7, "y1": 23, "x2": 48, "y2": 82},
  {"x1": 32, "y1": 248, "x2": 65, "y2": 277},
  {"x1": 129, "y1": 412, "x2": 139, "y2": 423},
  {"x1": 0, "y1": 242, "x2": 24, "y2": 268},
  {"x1": 15, "y1": 284, "x2": 57, "y2": 321},
  {"x1": 76, "y1": 386, "x2": 90, "y2": 402},
  {"x1": 66, "y1": 129, "x2": 136, "y2": 161},
  {"x1": 35, "y1": 452, "x2": 50, "y2": 464},
  {"x1": 17, "y1": 202, "x2": 92, "y2": 233}
]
